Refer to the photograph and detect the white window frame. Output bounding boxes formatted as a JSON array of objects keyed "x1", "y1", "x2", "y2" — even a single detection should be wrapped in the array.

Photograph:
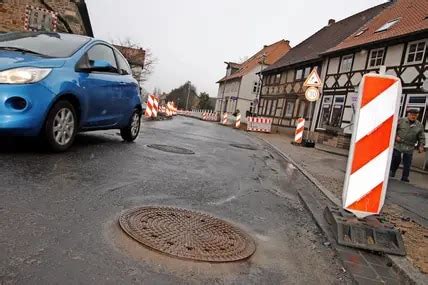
[
  {"x1": 317, "y1": 95, "x2": 346, "y2": 129},
  {"x1": 405, "y1": 40, "x2": 427, "y2": 65},
  {"x1": 340, "y1": 55, "x2": 353, "y2": 73},
  {"x1": 368, "y1": 48, "x2": 385, "y2": 68}
]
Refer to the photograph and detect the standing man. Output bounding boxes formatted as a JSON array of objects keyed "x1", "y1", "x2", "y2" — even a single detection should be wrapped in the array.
[{"x1": 390, "y1": 109, "x2": 425, "y2": 182}]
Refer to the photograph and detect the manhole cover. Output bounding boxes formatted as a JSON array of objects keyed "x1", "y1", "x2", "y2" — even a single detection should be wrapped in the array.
[
  {"x1": 147, "y1": 144, "x2": 195, "y2": 154},
  {"x1": 230, "y1": 144, "x2": 257, "y2": 150},
  {"x1": 119, "y1": 207, "x2": 256, "y2": 262}
]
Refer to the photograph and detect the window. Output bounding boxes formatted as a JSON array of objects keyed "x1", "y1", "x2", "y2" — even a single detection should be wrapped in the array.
[
  {"x1": 318, "y1": 95, "x2": 345, "y2": 128},
  {"x1": 295, "y1": 69, "x2": 303, "y2": 80},
  {"x1": 376, "y1": 18, "x2": 400, "y2": 32},
  {"x1": 330, "y1": 96, "x2": 345, "y2": 127},
  {"x1": 284, "y1": 101, "x2": 294, "y2": 117},
  {"x1": 275, "y1": 73, "x2": 281, "y2": 83},
  {"x1": 369, "y1": 48, "x2": 385, "y2": 67},
  {"x1": 303, "y1": 67, "x2": 311, "y2": 78},
  {"x1": 340, "y1": 55, "x2": 353, "y2": 73},
  {"x1": 87, "y1": 44, "x2": 118, "y2": 72},
  {"x1": 115, "y1": 50, "x2": 132, "y2": 75},
  {"x1": 252, "y1": 81, "x2": 261, "y2": 94},
  {"x1": 0, "y1": 32, "x2": 90, "y2": 58},
  {"x1": 354, "y1": 28, "x2": 367, "y2": 37},
  {"x1": 406, "y1": 40, "x2": 426, "y2": 64}
]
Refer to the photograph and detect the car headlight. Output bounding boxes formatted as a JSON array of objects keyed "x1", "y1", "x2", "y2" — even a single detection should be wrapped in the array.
[{"x1": 0, "y1": 67, "x2": 52, "y2": 84}]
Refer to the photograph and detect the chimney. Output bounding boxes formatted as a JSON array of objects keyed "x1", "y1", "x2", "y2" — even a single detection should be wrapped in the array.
[
  {"x1": 284, "y1": 40, "x2": 290, "y2": 46},
  {"x1": 328, "y1": 19, "x2": 336, "y2": 25}
]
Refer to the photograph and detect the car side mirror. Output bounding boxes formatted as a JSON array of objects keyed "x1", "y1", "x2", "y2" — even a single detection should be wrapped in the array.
[
  {"x1": 77, "y1": 59, "x2": 114, "y2": 72},
  {"x1": 90, "y1": 60, "x2": 113, "y2": 71}
]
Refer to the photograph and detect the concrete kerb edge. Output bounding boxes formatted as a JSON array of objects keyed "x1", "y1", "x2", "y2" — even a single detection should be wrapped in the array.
[{"x1": 254, "y1": 135, "x2": 427, "y2": 285}]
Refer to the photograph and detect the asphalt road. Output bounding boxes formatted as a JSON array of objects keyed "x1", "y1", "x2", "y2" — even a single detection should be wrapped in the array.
[{"x1": 0, "y1": 116, "x2": 352, "y2": 285}]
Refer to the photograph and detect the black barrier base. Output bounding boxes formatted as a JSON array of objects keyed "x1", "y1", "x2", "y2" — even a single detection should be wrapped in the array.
[
  {"x1": 302, "y1": 139, "x2": 315, "y2": 148},
  {"x1": 324, "y1": 206, "x2": 406, "y2": 256}
]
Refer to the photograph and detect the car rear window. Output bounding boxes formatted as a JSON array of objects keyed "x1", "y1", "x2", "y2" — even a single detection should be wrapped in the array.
[{"x1": 0, "y1": 32, "x2": 91, "y2": 58}]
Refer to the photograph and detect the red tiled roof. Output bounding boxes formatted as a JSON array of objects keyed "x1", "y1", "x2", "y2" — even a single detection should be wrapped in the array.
[
  {"x1": 263, "y1": 2, "x2": 390, "y2": 73},
  {"x1": 217, "y1": 39, "x2": 291, "y2": 83},
  {"x1": 327, "y1": 0, "x2": 428, "y2": 53}
]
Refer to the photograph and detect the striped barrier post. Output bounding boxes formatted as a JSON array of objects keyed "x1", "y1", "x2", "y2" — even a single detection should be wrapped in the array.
[
  {"x1": 145, "y1": 95, "x2": 154, "y2": 118},
  {"x1": 222, "y1": 113, "x2": 228, "y2": 125},
  {"x1": 247, "y1": 117, "x2": 272, "y2": 133},
  {"x1": 343, "y1": 74, "x2": 401, "y2": 218},
  {"x1": 294, "y1": 118, "x2": 305, "y2": 144},
  {"x1": 153, "y1": 97, "x2": 159, "y2": 118},
  {"x1": 235, "y1": 113, "x2": 241, "y2": 128},
  {"x1": 202, "y1": 112, "x2": 207, "y2": 120}
]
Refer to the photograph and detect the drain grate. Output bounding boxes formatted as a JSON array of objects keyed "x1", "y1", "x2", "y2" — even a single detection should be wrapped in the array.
[
  {"x1": 230, "y1": 144, "x2": 257, "y2": 150},
  {"x1": 147, "y1": 144, "x2": 195, "y2": 154},
  {"x1": 119, "y1": 207, "x2": 256, "y2": 262}
]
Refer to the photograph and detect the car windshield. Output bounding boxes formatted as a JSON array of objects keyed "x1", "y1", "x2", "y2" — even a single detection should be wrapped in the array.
[{"x1": 0, "y1": 32, "x2": 90, "y2": 58}]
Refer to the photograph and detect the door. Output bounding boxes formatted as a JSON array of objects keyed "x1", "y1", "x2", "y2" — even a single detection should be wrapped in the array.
[
  {"x1": 115, "y1": 50, "x2": 139, "y2": 120},
  {"x1": 79, "y1": 44, "x2": 122, "y2": 127}
]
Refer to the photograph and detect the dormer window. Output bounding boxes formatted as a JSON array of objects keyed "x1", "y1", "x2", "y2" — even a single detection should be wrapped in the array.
[
  {"x1": 355, "y1": 28, "x2": 367, "y2": 37},
  {"x1": 376, "y1": 18, "x2": 400, "y2": 32}
]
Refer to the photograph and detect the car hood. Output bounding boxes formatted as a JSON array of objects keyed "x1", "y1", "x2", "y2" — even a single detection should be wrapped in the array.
[{"x1": 0, "y1": 51, "x2": 66, "y2": 71}]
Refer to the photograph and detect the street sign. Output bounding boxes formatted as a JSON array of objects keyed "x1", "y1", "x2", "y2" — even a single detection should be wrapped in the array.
[
  {"x1": 305, "y1": 87, "x2": 320, "y2": 102},
  {"x1": 343, "y1": 74, "x2": 401, "y2": 218},
  {"x1": 304, "y1": 68, "x2": 322, "y2": 87}
]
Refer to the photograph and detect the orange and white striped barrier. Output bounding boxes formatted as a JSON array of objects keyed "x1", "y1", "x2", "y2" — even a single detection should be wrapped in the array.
[
  {"x1": 235, "y1": 113, "x2": 241, "y2": 128},
  {"x1": 152, "y1": 96, "x2": 159, "y2": 118},
  {"x1": 222, "y1": 113, "x2": 228, "y2": 125},
  {"x1": 145, "y1": 95, "x2": 154, "y2": 118},
  {"x1": 247, "y1": 117, "x2": 272, "y2": 133},
  {"x1": 202, "y1": 112, "x2": 218, "y2": 121},
  {"x1": 294, "y1": 118, "x2": 305, "y2": 144},
  {"x1": 343, "y1": 74, "x2": 401, "y2": 218}
]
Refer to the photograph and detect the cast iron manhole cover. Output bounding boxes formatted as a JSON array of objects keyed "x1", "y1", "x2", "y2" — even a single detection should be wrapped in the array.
[
  {"x1": 119, "y1": 207, "x2": 256, "y2": 262},
  {"x1": 147, "y1": 144, "x2": 195, "y2": 154},
  {"x1": 230, "y1": 144, "x2": 257, "y2": 150}
]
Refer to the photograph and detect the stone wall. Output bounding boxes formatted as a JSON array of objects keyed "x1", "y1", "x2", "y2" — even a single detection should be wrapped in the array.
[{"x1": 0, "y1": 0, "x2": 90, "y2": 35}]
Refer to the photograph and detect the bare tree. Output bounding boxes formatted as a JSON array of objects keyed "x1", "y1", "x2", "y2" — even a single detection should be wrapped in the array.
[{"x1": 113, "y1": 38, "x2": 157, "y2": 86}]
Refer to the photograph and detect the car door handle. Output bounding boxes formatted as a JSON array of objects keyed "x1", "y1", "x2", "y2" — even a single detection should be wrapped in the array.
[{"x1": 120, "y1": 82, "x2": 127, "y2": 85}]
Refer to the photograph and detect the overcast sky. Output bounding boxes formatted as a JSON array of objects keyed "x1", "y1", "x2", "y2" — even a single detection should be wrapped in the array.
[{"x1": 86, "y1": 0, "x2": 388, "y2": 97}]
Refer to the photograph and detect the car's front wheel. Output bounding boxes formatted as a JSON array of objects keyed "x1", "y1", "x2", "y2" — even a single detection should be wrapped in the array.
[
  {"x1": 120, "y1": 109, "x2": 141, "y2": 142},
  {"x1": 44, "y1": 100, "x2": 77, "y2": 152}
]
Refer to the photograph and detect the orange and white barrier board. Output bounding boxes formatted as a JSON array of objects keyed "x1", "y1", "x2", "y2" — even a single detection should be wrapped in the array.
[
  {"x1": 145, "y1": 95, "x2": 154, "y2": 118},
  {"x1": 343, "y1": 74, "x2": 401, "y2": 218},
  {"x1": 247, "y1": 117, "x2": 272, "y2": 133},
  {"x1": 202, "y1": 112, "x2": 218, "y2": 121},
  {"x1": 294, "y1": 118, "x2": 305, "y2": 143},
  {"x1": 222, "y1": 113, "x2": 228, "y2": 125},
  {"x1": 235, "y1": 113, "x2": 241, "y2": 128},
  {"x1": 152, "y1": 96, "x2": 159, "y2": 118}
]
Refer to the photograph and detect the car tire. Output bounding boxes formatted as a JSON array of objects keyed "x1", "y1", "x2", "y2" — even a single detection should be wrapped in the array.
[
  {"x1": 120, "y1": 109, "x2": 141, "y2": 142},
  {"x1": 44, "y1": 100, "x2": 77, "y2": 152}
]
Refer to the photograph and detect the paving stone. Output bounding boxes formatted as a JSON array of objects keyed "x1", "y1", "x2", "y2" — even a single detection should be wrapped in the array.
[
  {"x1": 371, "y1": 264, "x2": 399, "y2": 280},
  {"x1": 354, "y1": 276, "x2": 385, "y2": 285},
  {"x1": 337, "y1": 248, "x2": 367, "y2": 265},
  {"x1": 344, "y1": 261, "x2": 378, "y2": 280},
  {"x1": 360, "y1": 251, "x2": 388, "y2": 266}
]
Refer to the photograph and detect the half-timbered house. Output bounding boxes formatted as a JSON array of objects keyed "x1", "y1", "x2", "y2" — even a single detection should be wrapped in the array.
[
  {"x1": 311, "y1": 0, "x2": 428, "y2": 149},
  {"x1": 258, "y1": 3, "x2": 390, "y2": 132}
]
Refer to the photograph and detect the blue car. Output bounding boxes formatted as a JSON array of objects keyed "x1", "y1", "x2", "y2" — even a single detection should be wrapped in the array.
[{"x1": 0, "y1": 32, "x2": 142, "y2": 151}]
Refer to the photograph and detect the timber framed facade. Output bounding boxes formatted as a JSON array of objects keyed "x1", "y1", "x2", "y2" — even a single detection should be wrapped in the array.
[{"x1": 311, "y1": 0, "x2": 428, "y2": 148}]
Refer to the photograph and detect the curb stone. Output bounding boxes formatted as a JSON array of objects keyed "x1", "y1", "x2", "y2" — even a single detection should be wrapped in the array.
[{"x1": 254, "y1": 135, "x2": 428, "y2": 285}]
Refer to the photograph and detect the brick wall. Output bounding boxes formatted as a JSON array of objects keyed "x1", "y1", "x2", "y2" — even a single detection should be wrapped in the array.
[{"x1": 0, "y1": 0, "x2": 89, "y2": 35}]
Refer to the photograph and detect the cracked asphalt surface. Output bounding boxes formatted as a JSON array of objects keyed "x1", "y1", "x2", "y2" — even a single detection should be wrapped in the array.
[{"x1": 0, "y1": 116, "x2": 352, "y2": 284}]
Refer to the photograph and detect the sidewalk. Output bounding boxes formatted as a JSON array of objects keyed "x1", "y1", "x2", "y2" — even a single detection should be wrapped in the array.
[{"x1": 254, "y1": 132, "x2": 428, "y2": 275}]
